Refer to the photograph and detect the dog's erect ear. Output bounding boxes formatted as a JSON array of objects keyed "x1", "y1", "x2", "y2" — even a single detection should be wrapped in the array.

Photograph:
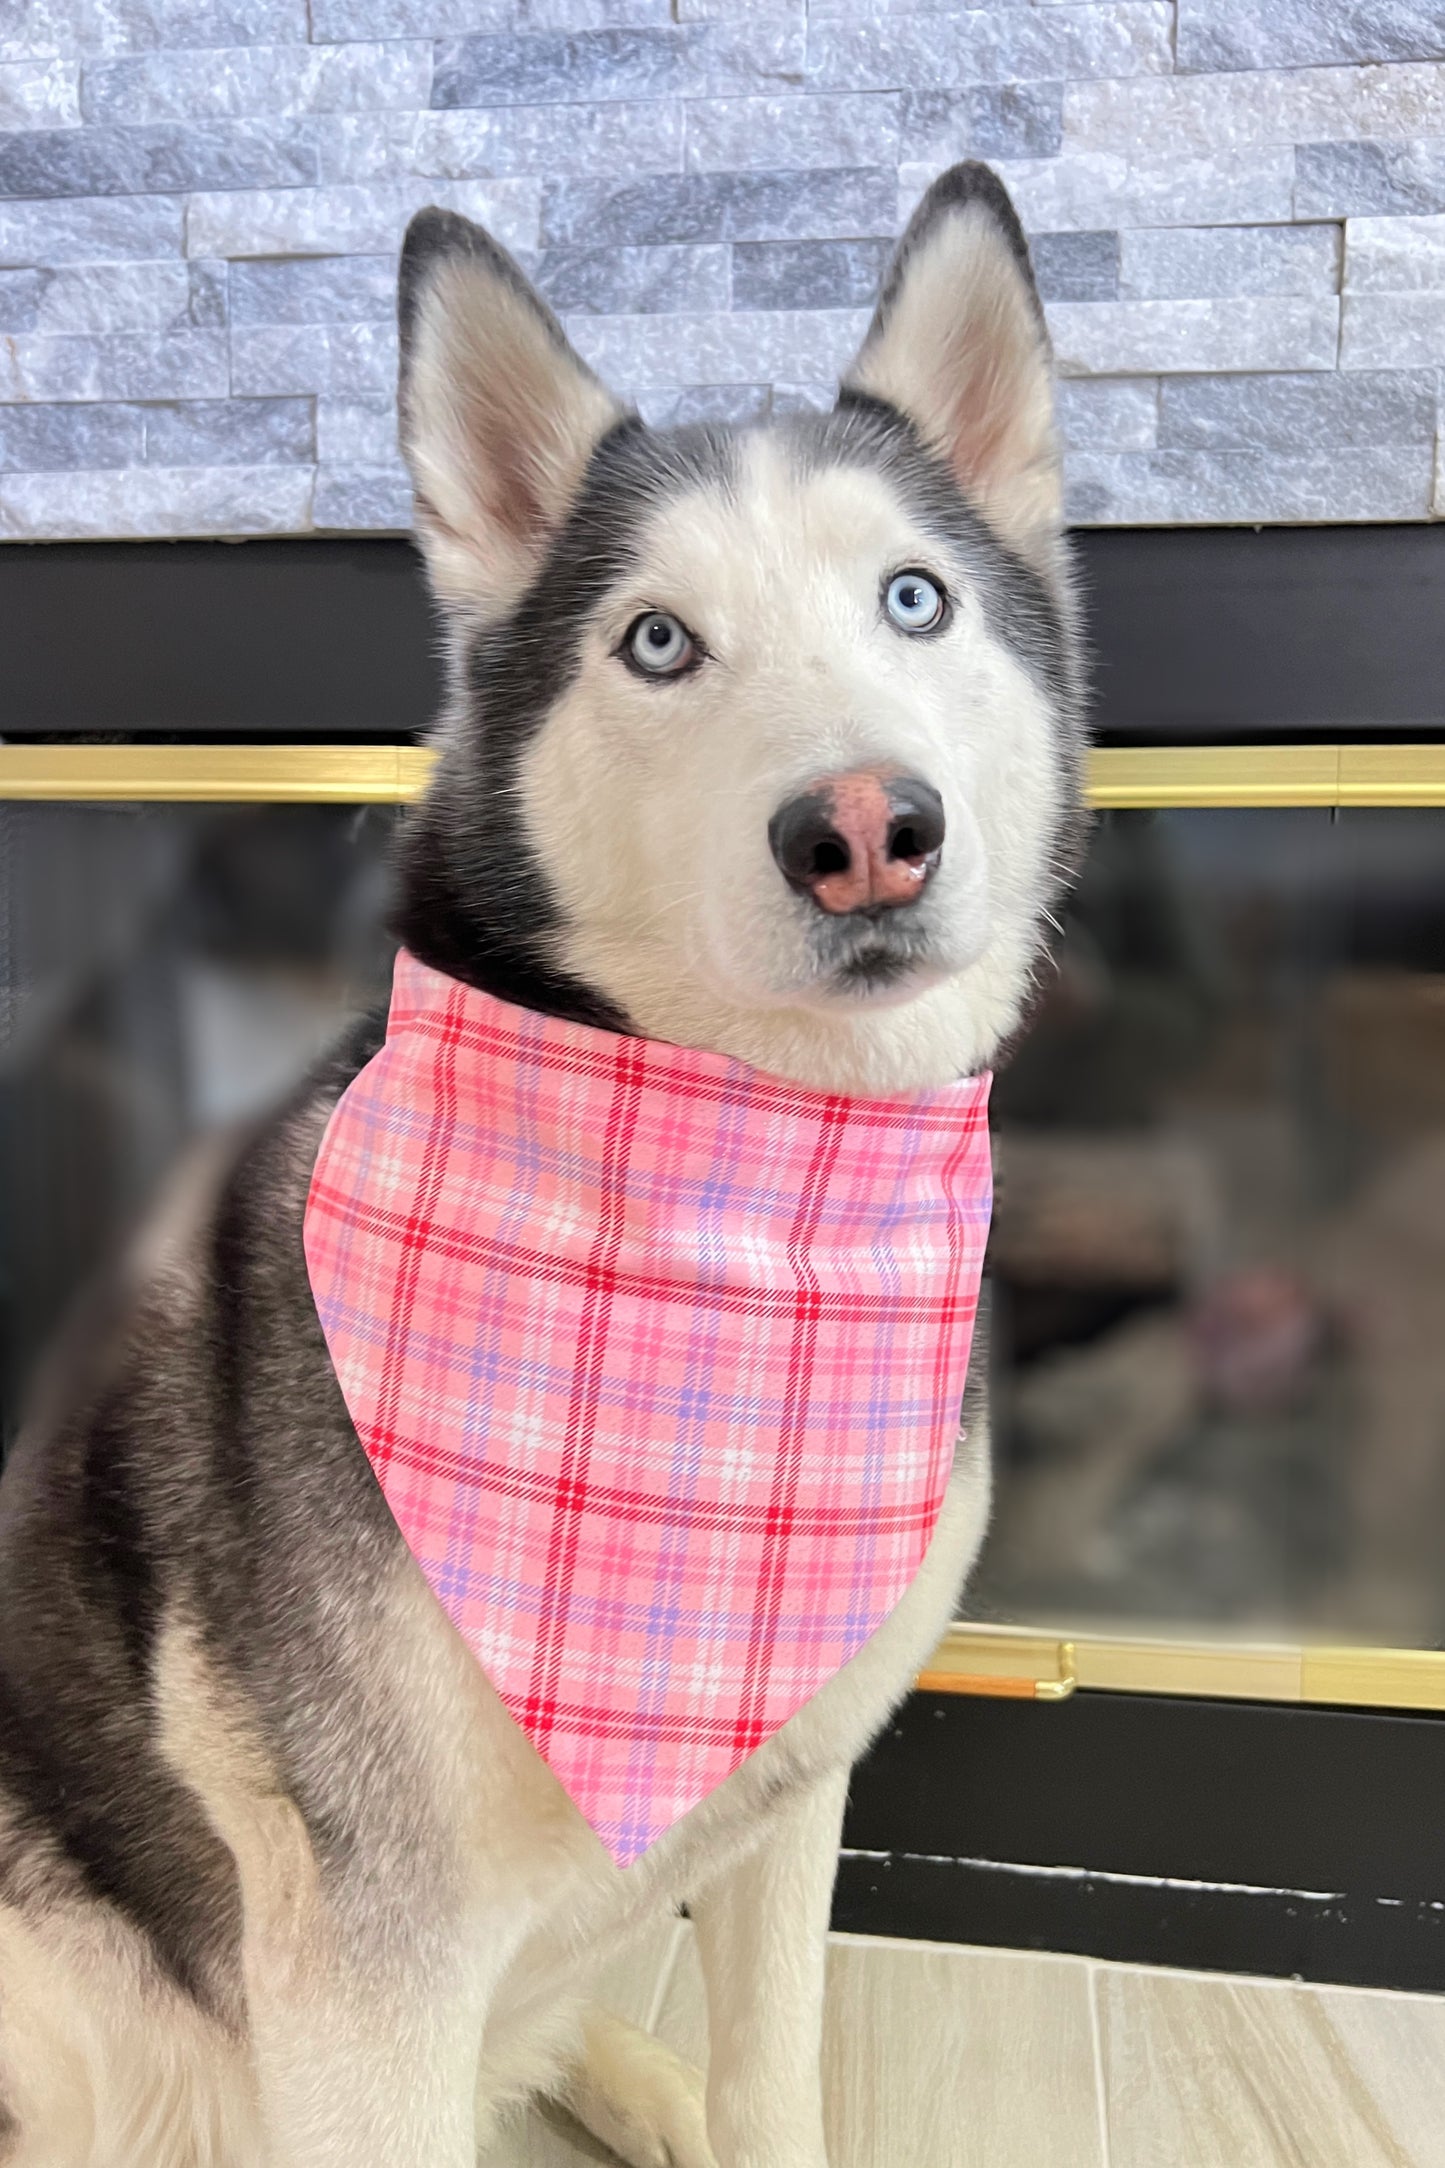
[
  {"x1": 398, "y1": 207, "x2": 624, "y2": 616},
  {"x1": 843, "y1": 164, "x2": 1060, "y2": 565}
]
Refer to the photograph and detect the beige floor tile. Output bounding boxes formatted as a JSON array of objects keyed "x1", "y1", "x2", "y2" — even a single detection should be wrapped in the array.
[
  {"x1": 1311, "y1": 1983, "x2": 1445, "y2": 2167},
  {"x1": 653, "y1": 1928, "x2": 1104, "y2": 2168},
  {"x1": 1098, "y1": 1964, "x2": 1445, "y2": 2168},
  {"x1": 481, "y1": 2100, "x2": 618, "y2": 2168},
  {"x1": 483, "y1": 1930, "x2": 1445, "y2": 2168}
]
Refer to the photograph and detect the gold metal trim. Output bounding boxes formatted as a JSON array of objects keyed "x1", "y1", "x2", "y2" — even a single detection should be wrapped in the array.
[
  {"x1": 1088, "y1": 744, "x2": 1343, "y2": 808},
  {"x1": 0, "y1": 743, "x2": 434, "y2": 803},
  {"x1": 1302, "y1": 1646, "x2": 1445, "y2": 1713},
  {"x1": 918, "y1": 1637, "x2": 1077, "y2": 1702},
  {"x1": 1337, "y1": 744, "x2": 1445, "y2": 806},
  {"x1": 5, "y1": 742, "x2": 1445, "y2": 807},
  {"x1": 925, "y1": 1626, "x2": 1445, "y2": 1714}
]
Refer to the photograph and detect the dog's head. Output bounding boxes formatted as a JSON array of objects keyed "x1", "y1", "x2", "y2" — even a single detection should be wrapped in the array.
[{"x1": 393, "y1": 164, "x2": 1088, "y2": 1093}]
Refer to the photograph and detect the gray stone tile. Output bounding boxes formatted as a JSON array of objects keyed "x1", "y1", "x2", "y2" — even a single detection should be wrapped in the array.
[
  {"x1": 314, "y1": 463, "x2": 413, "y2": 530},
  {"x1": 231, "y1": 255, "x2": 397, "y2": 326},
  {"x1": 315, "y1": 392, "x2": 397, "y2": 465},
  {"x1": 675, "y1": 0, "x2": 800, "y2": 18},
  {"x1": 0, "y1": 264, "x2": 40, "y2": 328},
  {"x1": 0, "y1": 57, "x2": 79, "y2": 129},
  {"x1": 433, "y1": 22, "x2": 803, "y2": 111},
  {"x1": 0, "y1": 0, "x2": 70, "y2": 64},
  {"x1": 1030, "y1": 229, "x2": 1118, "y2": 302},
  {"x1": 1159, "y1": 369, "x2": 1438, "y2": 448},
  {"x1": 14, "y1": 0, "x2": 308, "y2": 56},
  {"x1": 3, "y1": 0, "x2": 1438, "y2": 546},
  {"x1": 32, "y1": 259, "x2": 222, "y2": 333},
  {"x1": 635, "y1": 381, "x2": 770, "y2": 425},
  {"x1": 1046, "y1": 295, "x2": 1340, "y2": 376},
  {"x1": 1340, "y1": 291, "x2": 1445, "y2": 369},
  {"x1": 566, "y1": 303, "x2": 868, "y2": 386},
  {"x1": 1063, "y1": 444, "x2": 1435, "y2": 523},
  {"x1": 971, "y1": 147, "x2": 1296, "y2": 230},
  {"x1": 1063, "y1": 62, "x2": 1445, "y2": 156},
  {"x1": 144, "y1": 395, "x2": 313, "y2": 465},
  {"x1": 330, "y1": 0, "x2": 673, "y2": 30},
  {"x1": 0, "y1": 189, "x2": 183, "y2": 263},
  {"x1": 316, "y1": 102, "x2": 684, "y2": 183},
  {"x1": 533, "y1": 242, "x2": 729, "y2": 314},
  {"x1": 731, "y1": 236, "x2": 888, "y2": 310},
  {"x1": 0, "y1": 328, "x2": 228, "y2": 401},
  {"x1": 1177, "y1": 0, "x2": 1445, "y2": 74},
  {"x1": 185, "y1": 177, "x2": 540, "y2": 259},
  {"x1": 967, "y1": 85, "x2": 1067, "y2": 162},
  {"x1": 900, "y1": 85, "x2": 1063, "y2": 163},
  {"x1": 542, "y1": 167, "x2": 896, "y2": 246},
  {"x1": 0, "y1": 461, "x2": 315, "y2": 540},
  {"x1": 1054, "y1": 376, "x2": 1158, "y2": 450},
  {"x1": 230, "y1": 321, "x2": 398, "y2": 397},
  {"x1": 1296, "y1": 140, "x2": 1445, "y2": 219},
  {"x1": 647, "y1": 13, "x2": 813, "y2": 85},
  {"x1": 1119, "y1": 224, "x2": 1341, "y2": 300},
  {"x1": 309, "y1": 0, "x2": 509, "y2": 31},
  {"x1": 685, "y1": 92, "x2": 899, "y2": 173},
  {"x1": 805, "y1": 6, "x2": 1173, "y2": 95},
  {"x1": 1346, "y1": 213, "x2": 1445, "y2": 292},
  {"x1": 521, "y1": 0, "x2": 677, "y2": 26},
  {"x1": 123, "y1": 0, "x2": 305, "y2": 51},
  {"x1": 80, "y1": 41, "x2": 433, "y2": 125},
  {"x1": 0, "y1": 120, "x2": 318, "y2": 199},
  {"x1": 884, "y1": 0, "x2": 1072, "y2": 12},
  {"x1": 0, "y1": 398, "x2": 144, "y2": 468},
  {"x1": 187, "y1": 258, "x2": 227, "y2": 325}
]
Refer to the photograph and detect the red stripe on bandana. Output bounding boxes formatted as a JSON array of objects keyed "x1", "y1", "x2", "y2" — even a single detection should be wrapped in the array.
[
  {"x1": 305, "y1": 951, "x2": 992, "y2": 1865},
  {"x1": 732, "y1": 1096, "x2": 848, "y2": 1760},
  {"x1": 368, "y1": 974, "x2": 467, "y2": 1481},
  {"x1": 524, "y1": 1037, "x2": 646, "y2": 1750}
]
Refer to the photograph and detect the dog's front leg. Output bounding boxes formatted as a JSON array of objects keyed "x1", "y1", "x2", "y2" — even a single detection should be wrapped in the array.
[
  {"x1": 691, "y1": 1766, "x2": 848, "y2": 2168},
  {"x1": 238, "y1": 1806, "x2": 502, "y2": 2168},
  {"x1": 249, "y1": 1943, "x2": 494, "y2": 2168}
]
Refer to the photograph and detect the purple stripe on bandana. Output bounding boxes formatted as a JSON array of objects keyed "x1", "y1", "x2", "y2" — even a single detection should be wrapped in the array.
[{"x1": 305, "y1": 949, "x2": 992, "y2": 1865}]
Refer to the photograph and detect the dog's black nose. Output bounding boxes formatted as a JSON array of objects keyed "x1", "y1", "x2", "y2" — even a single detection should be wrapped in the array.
[{"x1": 769, "y1": 771, "x2": 946, "y2": 914}]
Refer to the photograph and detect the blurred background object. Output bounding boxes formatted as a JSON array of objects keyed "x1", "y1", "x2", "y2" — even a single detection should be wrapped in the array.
[
  {"x1": 7, "y1": 797, "x2": 1445, "y2": 1651},
  {"x1": 976, "y1": 806, "x2": 1445, "y2": 1647},
  {"x1": 0, "y1": 801, "x2": 397, "y2": 1456}
]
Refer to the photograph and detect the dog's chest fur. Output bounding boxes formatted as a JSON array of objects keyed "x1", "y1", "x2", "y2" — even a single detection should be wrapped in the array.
[{"x1": 0, "y1": 1044, "x2": 992, "y2": 2036}]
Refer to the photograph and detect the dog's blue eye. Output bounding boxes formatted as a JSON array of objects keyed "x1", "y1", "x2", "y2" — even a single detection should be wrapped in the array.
[
  {"x1": 885, "y1": 572, "x2": 945, "y2": 633},
  {"x1": 626, "y1": 611, "x2": 695, "y2": 677}
]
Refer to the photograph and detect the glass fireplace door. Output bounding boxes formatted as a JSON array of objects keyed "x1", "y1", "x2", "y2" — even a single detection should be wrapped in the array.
[{"x1": 6, "y1": 741, "x2": 1445, "y2": 1720}]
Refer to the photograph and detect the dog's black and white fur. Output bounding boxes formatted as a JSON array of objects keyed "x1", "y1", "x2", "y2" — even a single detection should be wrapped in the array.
[{"x1": 0, "y1": 164, "x2": 1087, "y2": 2166}]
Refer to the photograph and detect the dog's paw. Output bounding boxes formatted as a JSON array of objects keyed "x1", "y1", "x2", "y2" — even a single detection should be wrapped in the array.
[{"x1": 561, "y1": 2007, "x2": 717, "y2": 2168}]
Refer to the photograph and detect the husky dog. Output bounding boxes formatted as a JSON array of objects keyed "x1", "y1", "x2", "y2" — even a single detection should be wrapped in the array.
[{"x1": 0, "y1": 163, "x2": 1085, "y2": 2167}]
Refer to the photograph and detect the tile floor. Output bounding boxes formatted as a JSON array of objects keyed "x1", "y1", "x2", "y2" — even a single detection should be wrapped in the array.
[{"x1": 482, "y1": 1923, "x2": 1445, "y2": 2167}]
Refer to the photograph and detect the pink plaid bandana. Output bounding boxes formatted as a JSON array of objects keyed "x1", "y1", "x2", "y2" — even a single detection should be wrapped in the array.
[{"x1": 305, "y1": 950, "x2": 992, "y2": 1864}]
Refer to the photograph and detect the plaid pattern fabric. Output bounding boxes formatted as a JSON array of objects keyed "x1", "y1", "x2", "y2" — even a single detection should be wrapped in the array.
[{"x1": 304, "y1": 950, "x2": 992, "y2": 1865}]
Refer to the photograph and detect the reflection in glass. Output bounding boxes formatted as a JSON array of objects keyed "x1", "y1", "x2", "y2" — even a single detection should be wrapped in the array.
[
  {"x1": 4, "y1": 800, "x2": 1445, "y2": 1649},
  {"x1": 0, "y1": 801, "x2": 397, "y2": 1454},
  {"x1": 977, "y1": 808, "x2": 1445, "y2": 1647}
]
